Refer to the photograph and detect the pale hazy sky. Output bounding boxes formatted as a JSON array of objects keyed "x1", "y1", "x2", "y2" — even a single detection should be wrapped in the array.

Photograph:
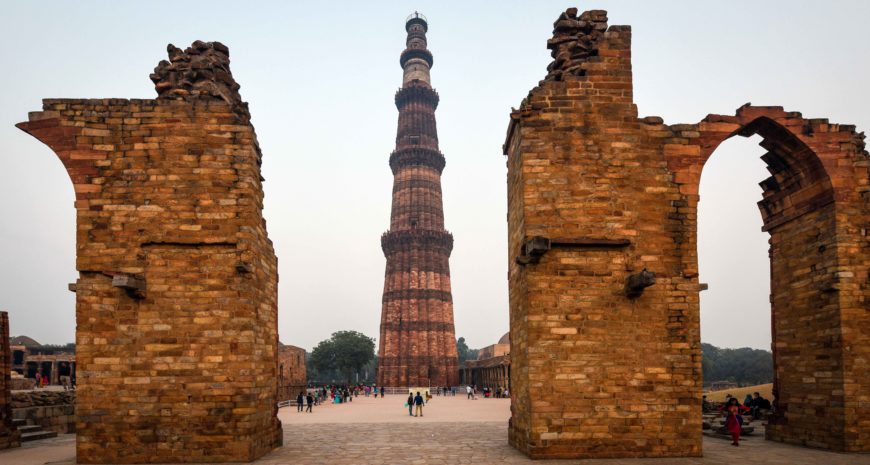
[{"x1": 1, "y1": 1, "x2": 867, "y2": 351}]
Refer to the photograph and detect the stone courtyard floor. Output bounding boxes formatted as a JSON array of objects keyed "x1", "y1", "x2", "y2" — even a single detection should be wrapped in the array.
[{"x1": 3, "y1": 395, "x2": 870, "y2": 464}]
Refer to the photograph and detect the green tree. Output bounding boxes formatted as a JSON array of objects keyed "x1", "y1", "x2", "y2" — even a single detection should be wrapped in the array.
[
  {"x1": 701, "y1": 342, "x2": 773, "y2": 387},
  {"x1": 309, "y1": 331, "x2": 375, "y2": 384},
  {"x1": 457, "y1": 337, "x2": 469, "y2": 365}
]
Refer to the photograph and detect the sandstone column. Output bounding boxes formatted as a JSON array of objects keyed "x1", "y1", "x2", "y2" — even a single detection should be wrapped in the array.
[{"x1": 377, "y1": 13, "x2": 460, "y2": 388}]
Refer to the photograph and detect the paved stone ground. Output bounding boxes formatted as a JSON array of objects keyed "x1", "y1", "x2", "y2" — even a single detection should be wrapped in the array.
[{"x1": 3, "y1": 395, "x2": 869, "y2": 464}]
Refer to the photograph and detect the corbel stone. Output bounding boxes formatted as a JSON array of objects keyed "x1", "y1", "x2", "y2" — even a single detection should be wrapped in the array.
[
  {"x1": 112, "y1": 274, "x2": 145, "y2": 299},
  {"x1": 625, "y1": 268, "x2": 655, "y2": 299}
]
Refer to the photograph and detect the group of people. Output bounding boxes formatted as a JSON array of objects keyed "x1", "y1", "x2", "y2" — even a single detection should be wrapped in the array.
[
  {"x1": 295, "y1": 391, "x2": 315, "y2": 413},
  {"x1": 32, "y1": 372, "x2": 76, "y2": 390},
  {"x1": 702, "y1": 391, "x2": 772, "y2": 447},
  {"x1": 406, "y1": 391, "x2": 426, "y2": 417},
  {"x1": 464, "y1": 385, "x2": 508, "y2": 399},
  {"x1": 293, "y1": 384, "x2": 388, "y2": 412}
]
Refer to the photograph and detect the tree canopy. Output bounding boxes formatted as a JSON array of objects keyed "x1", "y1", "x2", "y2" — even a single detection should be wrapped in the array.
[
  {"x1": 456, "y1": 337, "x2": 480, "y2": 366},
  {"x1": 702, "y1": 342, "x2": 772, "y2": 386},
  {"x1": 309, "y1": 331, "x2": 375, "y2": 383},
  {"x1": 456, "y1": 337, "x2": 469, "y2": 365}
]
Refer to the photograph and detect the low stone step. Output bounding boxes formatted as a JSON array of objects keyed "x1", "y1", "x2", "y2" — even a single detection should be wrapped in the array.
[
  {"x1": 21, "y1": 430, "x2": 58, "y2": 442},
  {"x1": 12, "y1": 418, "x2": 26, "y2": 427},
  {"x1": 18, "y1": 425, "x2": 43, "y2": 434}
]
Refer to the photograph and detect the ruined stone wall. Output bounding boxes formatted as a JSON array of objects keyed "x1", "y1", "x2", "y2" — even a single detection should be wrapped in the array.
[
  {"x1": 505, "y1": 8, "x2": 869, "y2": 459},
  {"x1": 277, "y1": 344, "x2": 307, "y2": 402},
  {"x1": 12, "y1": 390, "x2": 76, "y2": 434},
  {"x1": 0, "y1": 311, "x2": 21, "y2": 450},
  {"x1": 16, "y1": 42, "x2": 282, "y2": 463}
]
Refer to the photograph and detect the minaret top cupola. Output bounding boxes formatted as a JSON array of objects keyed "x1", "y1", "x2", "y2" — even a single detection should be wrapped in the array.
[{"x1": 401, "y1": 12, "x2": 433, "y2": 86}]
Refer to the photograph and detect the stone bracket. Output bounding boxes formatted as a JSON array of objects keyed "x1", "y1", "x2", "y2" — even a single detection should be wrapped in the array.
[
  {"x1": 625, "y1": 269, "x2": 656, "y2": 298},
  {"x1": 515, "y1": 236, "x2": 631, "y2": 265},
  {"x1": 112, "y1": 274, "x2": 145, "y2": 300},
  {"x1": 235, "y1": 261, "x2": 253, "y2": 274}
]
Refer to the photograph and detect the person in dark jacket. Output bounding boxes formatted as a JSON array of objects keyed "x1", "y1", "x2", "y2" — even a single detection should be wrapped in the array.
[
  {"x1": 297, "y1": 392, "x2": 304, "y2": 412},
  {"x1": 751, "y1": 392, "x2": 771, "y2": 419},
  {"x1": 407, "y1": 393, "x2": 414, "y2": 416},
  {"x1": 414, "y1": 392, "x2": 424, "y2": 417},
  {"x1": 306, "y1": 393, "x2": 314, "y2": 413}
]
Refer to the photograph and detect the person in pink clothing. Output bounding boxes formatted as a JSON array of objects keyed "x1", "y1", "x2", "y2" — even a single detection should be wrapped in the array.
[{"x1": 724, "y1": 404, "x2": 743, "y2": 446}]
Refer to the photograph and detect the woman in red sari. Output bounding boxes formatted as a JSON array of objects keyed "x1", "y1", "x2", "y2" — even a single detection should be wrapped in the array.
[{"x1": 724, "y1": 404, "x2": 743, "y2": 446}]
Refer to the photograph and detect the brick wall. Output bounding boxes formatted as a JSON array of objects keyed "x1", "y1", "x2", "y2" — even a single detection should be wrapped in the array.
[
  {"x1": 505, "y1": 8, "x2": 869, "y2": 459},
  {"x1": 277, "y1": 344, "x2": 307, "y2": 402},
  {"x1": 16, "y1": 42, "x2": 282, "y2": 463},
  {"x1": 0, "y1": 311, "x2": 21, "y2": 450}
]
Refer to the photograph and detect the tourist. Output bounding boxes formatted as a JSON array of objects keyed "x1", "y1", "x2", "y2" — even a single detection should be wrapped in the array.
[
  {"x1": 451, "y1": 386, "x2": 456, "y2": 396},
  {"x1": 297, "y1": 392, "x2": 305, "y2": 413},
  {"x1": 407, "y1": 392, "x2": 414, "y2": 416},
  {"x1": 414, "y1": 391, "x2": 424, "y2": 417},
  {"x1": 466, "y1": 385, "x2": 473, "y2": 399},
  {"x1": 751, "y1": 392, "x2": 771, "y2": 419},
  {"x1": 702, "y1": 395, "x2": 713, "y2": 412},
  {"x1": 380, "y1": 387, "x2": 384, "y2": 398},
  {"x1": 503, "y1": 388, "x2": 509, "y2": 397},
  {"x1": 306, "y1": 392, "x2": 314, "y2": 413},
  {"x1": 35, "y1": 372, "x2": 41, "y2": 389},
  {"x1": 743, "y1": 394, "x2": 753, "y2": 407},
  {"x1": 724, "y1": 403, "x2": 743, "y2": 446}
]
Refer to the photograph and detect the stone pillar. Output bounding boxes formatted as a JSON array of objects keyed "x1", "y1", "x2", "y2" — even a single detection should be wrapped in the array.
[
  {"x1": 17, "y1": 41, "x2": 281, "y2": 463},
  {"x1": 0, "y1": 312, "x2": 21, "y2": 450}
]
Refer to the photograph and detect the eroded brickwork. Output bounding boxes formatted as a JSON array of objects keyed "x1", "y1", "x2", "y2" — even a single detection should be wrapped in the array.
[
  {"x1": 16, "y1": 42, "x2": 282, "y2": 463},
  {"x1": 277, "y1": 344, "x2": 307, "y2": 402},
  {"x1": 505, "y1": 8, "x2": 869, "y2": 459},
  {"x1": 0, "y1": 312, "x2": 21, "y2": 450},
  {"x1": 377, "y1": 14, "x2": 459, "y2": 388}
]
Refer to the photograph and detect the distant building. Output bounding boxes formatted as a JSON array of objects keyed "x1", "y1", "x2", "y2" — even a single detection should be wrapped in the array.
[
  {"x1": 277, "y1": 343, "x2": 307, "y2": 402},
  {"x1": 9, "y1": 336, "x2": 75, "y2": 387},
  {"x1": 460, "y1": 332, "x2": 510, "y2": 391},
  {"x1": 708, "y1": 380, "x2": 738, "y2": 391}
]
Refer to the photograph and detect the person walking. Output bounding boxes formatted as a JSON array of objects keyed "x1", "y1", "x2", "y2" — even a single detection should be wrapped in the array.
[
  {"x1": 297, "y1": 392, "x2": 305, "y2": 413},
  {"x1": 306, "y1": 392, "x2": 314, "y2": 413},
  {"x1": 466, "y1": 385, "x2": 473, "y2": 399},
  {"x1": 414, "y1": 391, "x2": 424, "y2": 417},
  {"x1": 407, "y1": 392, "x2": 414, "y2": 416},
  {"x1": 724, "y1": 403, "x2": 743, "y2": 446}
]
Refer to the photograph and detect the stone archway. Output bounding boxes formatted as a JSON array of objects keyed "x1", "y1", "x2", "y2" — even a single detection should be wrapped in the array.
[
  {"x1": 672, "y1": 106, "x2": 869, "y2": 451},
  {"x1": 504, "y1": 8, "x2": 869, "y2": 459},
  {"x1": 15, "y1": 42, "x2": 282, "y2": 463}
]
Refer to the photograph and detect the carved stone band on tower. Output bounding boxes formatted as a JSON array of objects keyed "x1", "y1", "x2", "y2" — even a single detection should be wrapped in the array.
[{"x1": 377, "y1": 13, "x2": 460, "y2": 388}]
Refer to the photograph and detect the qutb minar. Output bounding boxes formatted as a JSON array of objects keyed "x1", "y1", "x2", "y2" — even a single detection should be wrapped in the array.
[{"x1": 377, "y1": 13, "x2": 460, "y2": 388}]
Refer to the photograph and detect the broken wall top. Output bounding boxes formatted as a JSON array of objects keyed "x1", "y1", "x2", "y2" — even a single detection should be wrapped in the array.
[{"x1": 150, "y1": 40, "x2": 250, "y2": 121}]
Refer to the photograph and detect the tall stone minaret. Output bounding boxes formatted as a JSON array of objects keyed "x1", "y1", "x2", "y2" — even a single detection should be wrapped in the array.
[{"x1": 377, "y1": 13, "x2": 459, "y2": 388}]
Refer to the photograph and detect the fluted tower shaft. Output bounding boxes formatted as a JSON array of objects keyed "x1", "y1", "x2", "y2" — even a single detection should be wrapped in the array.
[{"x1": 377, "y1": 13, "x2": 459, "y2": 388}]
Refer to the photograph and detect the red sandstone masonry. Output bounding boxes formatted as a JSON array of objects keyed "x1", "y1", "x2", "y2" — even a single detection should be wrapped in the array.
[
  {"x1": 505, "y1": 8, "x2": 869, "y2": 459},
  {"x1": 0, "y1": 312, "x2": 22, "y2": 450},
  {"x1": 377, "y1": 14, "x2": 459, "y2": 388},
  {"x1": 16, "y1": 42, "x2": 282, "y2": 463}
]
